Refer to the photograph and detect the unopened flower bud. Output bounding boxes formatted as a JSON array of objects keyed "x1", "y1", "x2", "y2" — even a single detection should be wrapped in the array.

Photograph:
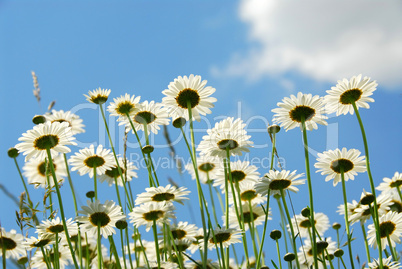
[
  {"x1": 142, "y1": 145, "x2": 154, "y2": 154},
  {"x1": 86, "y1": 191, "x2": 95, "y2": 199},
  {"x1": 332, "y1": 222, "x2": 341, "y2": 230},
  {"x1": 116, "y1": 220, "x2": 128, "y2": 230},
  {"x1": 268, "y1": 124, "x2": 280, "y2": 134},
  {"x1": 301, "y1": 207, "x2": 310, "y2": 217},
  {"x1": 8, "y1": 148, "x2": 19, "y2": 158},
  {"x1": 284, "y1": 253, "x2": 295, "y2": 262},
  {"x1": 173, "y1": 117, "x2": 186, "y2": 128},
  {"x1": 360, "y1": 194, "x2": 375, "y2": 205},
  {"x1": 270, "y1": 230, "x2": 282, "y2": 240},
  {"x1": 334, "y1": 249, "x2": 344, "y2": 257},
  {"x1": 32, "y1": 115, "x2": 46, "y2": 125}
]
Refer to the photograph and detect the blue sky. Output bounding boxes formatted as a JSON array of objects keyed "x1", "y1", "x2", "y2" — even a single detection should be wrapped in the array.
[{"x1": 1, "y1": 0, "x2": 401, "y2": 266}]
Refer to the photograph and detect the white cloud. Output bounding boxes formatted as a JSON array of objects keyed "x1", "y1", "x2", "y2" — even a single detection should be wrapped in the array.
[{"x1": 216, "y1": 0, "x2": 402, "y2": 89}]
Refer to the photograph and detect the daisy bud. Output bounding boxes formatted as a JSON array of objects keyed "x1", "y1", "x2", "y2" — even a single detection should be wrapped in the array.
[
  {"x1": 8, "y1": 147, "x2": 19, "y2": 158},
  {"x1": 270, "y1": 230, "x2": 282, "y2": 240},
  {"x1": 18, "y1": 257, "x2": 28, "y2": 264},
  {"x1": 86, "y1": 191, "x2": 95, "y2": 199},
  {"x1": 116, "y1": 220, "x2": 128, "y2": 230},
  {"x1": 142, "y1": 145, "x2": 154, "y2": 154},
  {"x1": 334, "y1": 248, "x2": 344, "y2": 257},
  {"x1": 173, "y1": 117, "x2": 186, "y2": 128},
  {"x1": 316, "y1": 240, "x2": 329, "y2": 251},
  {"x1": 284, "y1": 253, "x2": 295, "y2": 262},
  {"x1": 261, "y1": 266, "x2": 270, "y2": 269},
  {"x1": 360, "y1": 193, "x2": 375, "y2": 205},
  {"x1": 267, "y1": 124, "x2": 280, "y2": 134},
  {"x1": 32, "y1": 115, "x2": 46, "y2": 125},
  {"x1": 332, "y1": 222, "x2": 341, "y2": 230},
  {"x1": 326, "y1": 254, "x2": 335, "y2": 261},
  {"x1": 301, "y1": 207, "x2": 310, "y2": 217}
]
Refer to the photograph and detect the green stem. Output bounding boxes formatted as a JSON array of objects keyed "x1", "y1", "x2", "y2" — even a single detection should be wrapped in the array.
[
  {"x1": 339, "y1": 256, "x2": 347, "y2": 269},
  {"x1": 219, "y1": 242, "x2": 227, "y2": 269},
  {"x1": 275, "y1": 239, "x2": 283, "y2": 269},
  {"x1": 187, "y1": 102, "x2": 208, "y2": 267},
  {"x1": 360, "y1": 222, "x2": 370, "y2": 265},
  {"x1": 125, "y1": 229, "x2": 134, "y2": 269},
  {"x1": 387, "y1": 234, "x2": 397, "y2": 261},
  {"x1": 2, "y1": 244, "x2": 6, "y2": 269},
  {"x1": 99, "y1": 105, "x2": 133, "y2": 209},
  {"x1": 340, "y1": 170, "x2": 354, "y2": 269},
  {"x1": 152, "y1": 220, "x2": 161, "y2": 269},
  {"x1": 40, "y1": 246, "x2": 52, "y2": 269},
  {"x1": 97, "y1": 224, "x2": 102, "y2": 269},
  {"x1": 280, "y1": 189, "x2": 301, "y2": 269},
  {"x1": 207, "y1": 180, "x2": 219, "y2": 225},
  {"x1": 63, "y1": 154, "x2": 78, "y2": 213},
  {"x1": 256, "y1": 190, "x2": 271, "y2": 268},
  {"x1": 276, "y1": 196, "x2": 290, "y2": 254},
  {"x1": 45, "y1": 148, "x2": 79, "y2": 269},
  {"x1": 13, "y1": 158, "x2": 33, "y2": 206},
  {"x1": 114, "y1": 177, "x2": 123, "y2": 208},
  {"x1": 351, "y1": 102, "x2": 383, "y2": 266},
  {"x1": 54, "y1": 233, "x2": 60, "y2": 269},
  {"x1": 108, "y1": 236, "x2": 122, "y2": 269},
  {"x1": 301, "y1": 117, "x2": 318, "y2": 269},
  {"x1": 94, "y1": 166, "x2": 98, "y2": 200},
  {"x1": 248, "y1": 202, "x2": 259, "y2": 260},
  {"x1": 143, "y1": 123, "x2": 160, "y2": 187}
]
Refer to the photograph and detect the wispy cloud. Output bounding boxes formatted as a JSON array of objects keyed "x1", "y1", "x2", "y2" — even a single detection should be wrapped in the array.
[{"x1": 215, "y1": 0, "x2": 402, "y2": 89}]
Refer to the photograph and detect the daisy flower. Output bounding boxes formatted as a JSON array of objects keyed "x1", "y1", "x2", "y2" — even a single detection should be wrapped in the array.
[
  {"x1": 36, "y1": 217, "x2": 78, "y2": 239},
  {"x1": 315, "y1": 148, "x2": 366, "y2": 186},
  {"x1": 30, "y1": 245, "x2": 73, "y2": 269},
  {"x1": 23, "y1": 154, "x2": 67, "y2": 189},
  {"x1": 84, "y1": 88, "x2": 111, "y2": 104},
  {"x1": 98, "y1": 157, "x2": 138, "y2": 187},
  {"x1": 107, "y1": 93, "x2": 141, "y2": 119},
  {"x1": 76, "y1": 200, "x2": 125, "y2": 239},
  {"x1": 208, "y1": 227, "x2": 242, "y2": 249},
  {"x1": 367, "y1": 211, "x2": 402, "y2": 250},
  {"x1": 185, "y1": 260, "x2": 220, "y2": 269},
  {"x1": 24, "y1": 234, "x2": 55, "y2": 250},
  {"x1": 125, "y1": 240, "x2": 156, "y2": 264},
  {"x1": 140, "y1": 261, "x2": 179, "y2": 269},
  {"x1": 135, "y1": 184, "x2": 190, "y2": 205},
  {"x1": 377, "y1": 172, "x2": 402, "y2": 194},
  {"x1": 69, "y1": 144, "x2": 115, "y2": 178},
  {"x1": 289, "y1": 212, "x2": 330, "y2": 238},
  {"x1": 337, "y1": 200, "x2": 360, "y2": 224},
  {"x1": 349, "y1": 192, "x2": 392, "y2": 224},
  {"x1": 45, "y1": 109, "x2": 85, "y2": 135},
  {"x1": 298, "y1": 237, "x2": 336, "y2": 268},
  {"x1": 386, "y1": 189, "x2": 402, "y2": 213},
  {"x1": 170, "y1": 221, "x2": 198, "y2": 241},
  {"x1": 120, "y1": 100, "x2": 170, "y2": 135},
  {"x1": 185, "y1": 155, "x2": 222, "y2": 184},
  {"x1": 129, "y1": 202, "x2": 175, "y2": 231},
  {"x1": 366, "y1": 256, "x2": 401, "y2": 269},
  {"x1": 188, "y1": 228, "x2": 205, "y2": 254},
  {"x1": 197, "y1": 117, "x2": 253, "y2": 158},
  {"x1": 213, "y1": 160, "x2": 260, "y2": 190},
  {"x1": 227, "y1": 203, "x2": 270, "y2": 231},
  {"x1": 272, "y1": 92, "x2": 327, "y2": 131},
  {"x1": 162, "y1": 74, "x2": 217, "y2": 121},
  {"x1": 0, "y1": 228, "x2": 25, "y2": 259},
  {"x1": 255, "y1": 169, "x2": 305, "y2": 196},
  {"x1": 15, "y1": 121, "x2": 76, "y2": 161},
  {"x1": 229, "y1": 182, "x2": 266, "y2": 205},
  {"x1": 325, "y1": 74, "x2": 377, "y2": 116}
]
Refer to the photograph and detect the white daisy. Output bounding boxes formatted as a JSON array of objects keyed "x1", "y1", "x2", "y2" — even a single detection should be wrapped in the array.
[
  {"x1": 349, "y1": 191, "x2": 392, "y2": 224},
  {"x1": 325, "y1": 74, "x2": 377, "y2": 116},
  {"x1": 45, "y1": 109, "x2": 85, "y2": 135},
  {"x1": 298, "y1": 237, "x2": 336, "y2": 269},
  {"x1": 30, "y1": 245, "x2": 73, "y2": 269},
  {"x1": 229, "y1": 182, "x2": 266, "y2": 205},
  {"x1": 125, "y1": 239, "x2": 156, "y2": 264},
  {"x1": 386, "y1": 189, "x2": 402, "y2": 213},
  {"x1": 24, "y1": 234, "x2": 55, "y2": 250},
  {"x1": 337, "y1": 200, "x2": 361, "y2": 224},
  {"x1": 0, "y1": 228, "x2": 25, "y2": 259},
  {"x1": 255, "y1": 169, "x2": 305, "y2": 197},
  {"x1": 107, "y1": 93, "x2": 141, "y2": 119},
  {"x1": 272, "y1": 92, "x2": 327, "y2": 131},
  {"x1": 23, "y1": 154, "x2": 67, "y2": 189},
  {"x1": 377, "y1": 172, "x2": 402, "y2": 194},
  {"x1": 208, "y1": 227, "x2": 242, "y2": 249},
  {"x1": 76, "y1": 200, "x2": 125, "y2": 239},
  {"x1": 367, "y1": 211, "x2": 402, "y2": 250},
  {"x1": 84, "y1": 88, "x2": 111, "y2": 104},
  {"x1": 185, "y1": 259, "x2": 220, "y2": 269},
  {"x1": 162, "y1": 74, "x2": 217, "y2": 121},
  {"x1": 140, "y1": 261, "x2": 179, "y2": 269},
  {"x1": 120, "y1": 100, "x2": 170, "y2": 135},
  {"x1": 36, "y1": 217, "x2": 78, "y2": 239},
  {"x1": 187, "y1": 228, "x2": 205, "y2": 254},
  {"x1": 197, "y1": 117, "x2": 253, "y2": 158},
  {"x1": 366, "y1": 256, "x2": 402, "y2": 269},
  {"x1": 226, "y1": 203, "x2": 270, "y2": 231},
  {"x1": 170, "y1": 221, "x2": 198, "y2": 241},
  {"x1": 213, "y1": 160, "x2": 260, "y2": 191},
  {"x1": 315, "y1": 148, "x2": 366, "y2": 186},
  {"x1": 98, "y1": 157, "x2": 138, "y2": 187},
  {"x1": 135, "y1": 184, "x2": 190, "y2": 205},
  {"x1": 289, "y1": 212, "x2": 330, "y2": 238},
  {"x1": 129, "y1": 202, "x2": 175, "y2": 231},
  {"x1": 15, "y1": 121, "x2": 76, "y2": 161},
  {"x1": 185, "y1": 155, "x2": 222, "y2": 184},
  {"x1": 69, "y1": 144, "x2": 115, "y2": 178}
]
